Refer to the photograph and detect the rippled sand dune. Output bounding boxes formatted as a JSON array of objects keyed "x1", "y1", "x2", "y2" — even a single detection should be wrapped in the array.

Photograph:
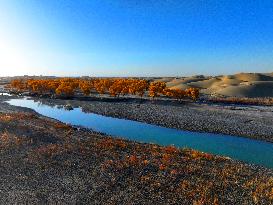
[{"x1": 157, "y1": 72, "x2": 273, "y2": 97}]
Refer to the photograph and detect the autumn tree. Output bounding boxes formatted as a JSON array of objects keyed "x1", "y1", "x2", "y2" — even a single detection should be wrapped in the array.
[
  {"x1": 26, "y1": 80, "x2": 48, "y2": 95},
  {"x1": 10, "y1": 77, "x2": 199, "y2": 101},
  {"x1": 55, "y1": 82, "x2": 75, "y2": 97},
  {"x1": 47, "y1": 80, "x2": 61, "y2": 95},
  {"x1": 26, "y1": 79, "x2": 60, "y2": 95},
  {"x1": 93, "y1": 79, "x2": 113, "y2": 95},
  {"x1": 26, "y1": 80, "x2": 40, "y2": 94},
  {"x1": 120, "y1": 79, "x2": 130, "y2": 96},
  {"x1": 164, "y1": 88, "x2": 186, "y2": 101},
  {"x1": 109, "y1": 79, "x2": 124, "y2": 97},
  {"x1": 79, "y1": 80, "x2": 93, "y2": 96},
  {"x1": 185, "y1": 88, "x2": 200, "y2": 100},
  {"x1": 129, "y1": 79, "x2": 149, "y2": 97},
  {"x1": 190, "y1": 88, "x2": 199, "y2": 100},
  {"x1": 148, "y1": 82, "x2": 166, "y2": 98},
  {"x1": 10, "y1": 79, "x2": 26, "y2": 91}
]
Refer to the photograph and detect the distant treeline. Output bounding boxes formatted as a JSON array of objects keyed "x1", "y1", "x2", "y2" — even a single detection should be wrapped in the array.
[{"x1": 8, "y1": 78, "x2": 199, "y2": 100}]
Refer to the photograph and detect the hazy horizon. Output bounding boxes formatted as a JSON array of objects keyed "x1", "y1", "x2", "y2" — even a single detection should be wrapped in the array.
[
  {"x1": 1, "y1": 0, "x2": 273, "y2": 76},
  {"x1": 1, "y1": 71, "x2": 273, "y2": 79}
]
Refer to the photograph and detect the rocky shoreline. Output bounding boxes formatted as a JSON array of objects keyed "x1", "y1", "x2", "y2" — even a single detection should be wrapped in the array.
[
  {"x1": 0, "y1": 95, "x2": 272, "y2": 204},
  {"x1": 24, "y1": 95, "x2": 273, "y2": 143}
]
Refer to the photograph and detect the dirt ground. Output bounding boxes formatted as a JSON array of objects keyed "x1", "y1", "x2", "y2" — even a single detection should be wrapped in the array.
[{"x1": 0, "y1": 96, "x2": 272, "y2": 204}]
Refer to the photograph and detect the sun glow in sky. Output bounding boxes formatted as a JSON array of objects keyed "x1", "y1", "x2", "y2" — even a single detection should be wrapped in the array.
[{"x1": 0, "y1": 0, "x2": 273, "y2": 77}]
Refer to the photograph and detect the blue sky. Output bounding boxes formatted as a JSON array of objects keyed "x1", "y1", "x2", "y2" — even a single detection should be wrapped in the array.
[{"x1": 0, "y1": 0, "x2": 273, "y2": 77}]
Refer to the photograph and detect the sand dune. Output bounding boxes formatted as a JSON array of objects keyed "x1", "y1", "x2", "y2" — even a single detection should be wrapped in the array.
[
  {"x1": 166, "y1": 76, "x2": 208, "y2": 88},
  {"x1": 155, "y1": 72, "x2": 273, "y2": 98},
  {"x1": 153, "y1": 77, "x2": 174, "y2": 83},
  {"x1": 233, "y1": 73, "x2": 273, "y2": 82},
  {"x1": 218, "y1": 81, "x2": 273, "y2": 97},
  {"x1": 188, "y1": 78, "x2": 221, "y2": 88}
]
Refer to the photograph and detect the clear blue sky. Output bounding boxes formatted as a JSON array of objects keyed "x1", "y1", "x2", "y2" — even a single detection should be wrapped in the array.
[{"x1": 0, "y1": 0, "x2": 273, "y2": 77}]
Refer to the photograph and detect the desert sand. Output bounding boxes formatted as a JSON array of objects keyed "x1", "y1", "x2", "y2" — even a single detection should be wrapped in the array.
[{"x1": 160, "y1": 72, "x2": 273, "y2": 98}]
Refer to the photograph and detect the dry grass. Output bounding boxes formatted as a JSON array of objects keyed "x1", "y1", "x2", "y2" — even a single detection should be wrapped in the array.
[
  {"x1": 0, "y1": 113, "x2": 37, "y2": 122},
  {"x1": 208, "y1": 97, "x2": 273, "y2": 106},
  {"x1": 53, "y1": 122, "x2": 72, "y2": 130},
  {"x1": 0, "y1": 131, "x2": 32, "y2": 150},
  {"x1": 28, "y1": 143, "x2": 74, "y2": 161},
  {"x1": 244, "y1": 177, "x2": 273, "y2": 203},
  {"x1": 0, "y1": 111, "x2": 272, "y2": 204}
]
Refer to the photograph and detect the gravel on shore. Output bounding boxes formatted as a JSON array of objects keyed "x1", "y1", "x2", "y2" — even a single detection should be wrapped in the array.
[
  {"x1": 28, "y1": 95, "x2": 273, "y2": 143},
  {"x1": 0, "y1": 97, "x2": 272, "y2": 204}
]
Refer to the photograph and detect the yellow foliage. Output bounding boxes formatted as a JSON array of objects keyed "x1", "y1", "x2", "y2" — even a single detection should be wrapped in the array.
[{"x1": 10, "y1": 78, "x2": 199, "y2": 100}]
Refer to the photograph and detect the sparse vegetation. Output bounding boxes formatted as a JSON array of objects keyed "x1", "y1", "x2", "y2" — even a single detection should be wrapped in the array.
[
  {"x1": 0, "y1": 111, "x2": 272, "y2": 204},
  {"x1": 0, "y1": 130, "x2": 32, "y2": 150},
  {"x1": 207, "y1": 96, "x2": 273, "y2": 106}
]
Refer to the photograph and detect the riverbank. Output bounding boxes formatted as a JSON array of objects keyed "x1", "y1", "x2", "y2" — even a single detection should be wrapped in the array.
[
  {"x1": 0, "y1": 96, "x2": 272, "y2": 204},
  {"x1": 21, "y1": 95, "x2": 273, "y2": 143}
]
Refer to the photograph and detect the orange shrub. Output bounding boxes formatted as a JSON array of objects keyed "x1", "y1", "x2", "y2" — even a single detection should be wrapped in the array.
[
  {"x1": 79, "y1": 80, "x2": 93, "y2": 96},
  {"x1": 148, "y1": 82, "x2": 166, "y2": 98},
  {"x1": 56, "y1": 82, "x2": 75, "y2": 97},
  {"x1": 10, "y1": 78, "x2": 199, "y2": 101},
  {"x1": 185, "y1": 88, "x2": 200, "y2": 100}
]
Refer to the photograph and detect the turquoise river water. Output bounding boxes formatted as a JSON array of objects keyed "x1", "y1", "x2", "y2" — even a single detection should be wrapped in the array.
[{"x1": 7, "y1": 98, "x2": 273, "y2": 169}]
